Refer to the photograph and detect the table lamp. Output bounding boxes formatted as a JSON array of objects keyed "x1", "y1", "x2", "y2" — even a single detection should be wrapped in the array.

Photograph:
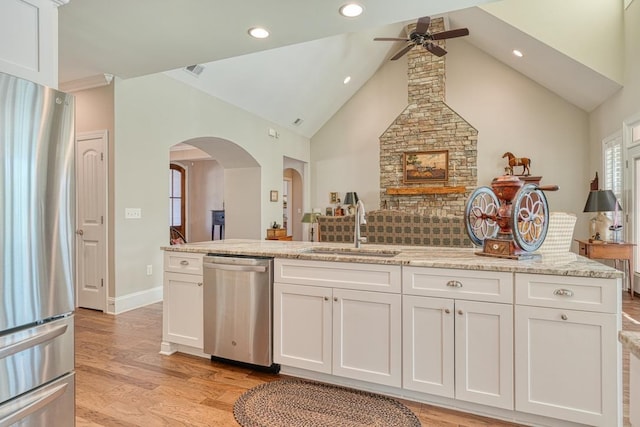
[
  {"x1": 344, "y1": 192, "x2": 359, "y2": 215},
  {"x1": 583, "y1": 189, "x2": 622, "y2": 241},
  {"x1": 301, "y1": 212, "x2": 320, "y2": 242}
]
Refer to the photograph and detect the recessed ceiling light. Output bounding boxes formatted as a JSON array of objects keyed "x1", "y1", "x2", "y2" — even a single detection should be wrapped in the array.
[
  {"x1": 248, "y1": 27, "x2": 269, "y2": 39},
  {"x1": 512, "y1": 49, "x2": 524, "y2": 58},
  {"x1": 339, "y1": 3, "x2": 363, "y2": 18},
  {"x1": 343, "y1": 76, "x2": 351, "y2": 84}
]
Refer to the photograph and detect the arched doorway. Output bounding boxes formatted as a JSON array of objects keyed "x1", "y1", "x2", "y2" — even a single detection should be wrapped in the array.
[{"x1": 169, "y1": 137, "x2": 261, "y2": 242}]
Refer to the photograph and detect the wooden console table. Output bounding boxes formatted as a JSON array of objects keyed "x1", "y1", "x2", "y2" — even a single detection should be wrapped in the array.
[{"x1": 576, "y1": 239, "x2": 635, "y2": 299}]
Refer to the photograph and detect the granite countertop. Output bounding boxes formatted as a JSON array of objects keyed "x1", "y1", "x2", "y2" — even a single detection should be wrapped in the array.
[
  {"x1": 619, "y1": 331, "x2": 640, "y2": 359},
  {"x1": 162, "y1": 239, "x2": 623, "y2": 279}
]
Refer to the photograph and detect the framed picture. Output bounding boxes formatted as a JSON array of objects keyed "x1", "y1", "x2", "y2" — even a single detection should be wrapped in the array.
[
  {"x1": 329, "y1": 192, "x2": 338, "y2": 204},
  {"x1": 270, "y1": 190, "x2": 278, "y2": 202},
  {"x1": 403, "y1": 150, "x2": 449, "y2": 183},
  {"x1": 325, "y1": 207, "x2": 334, "y2": 216}
]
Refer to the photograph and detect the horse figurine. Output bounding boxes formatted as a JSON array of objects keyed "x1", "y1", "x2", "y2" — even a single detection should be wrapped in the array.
[{"x1": 502, "y1": 152, "x2": 531, "y2": 176}]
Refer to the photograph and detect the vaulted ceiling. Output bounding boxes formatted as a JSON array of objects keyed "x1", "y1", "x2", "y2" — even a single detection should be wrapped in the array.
[{"x1": 59, "y1": 0, "x2": 623, "y2": 139}]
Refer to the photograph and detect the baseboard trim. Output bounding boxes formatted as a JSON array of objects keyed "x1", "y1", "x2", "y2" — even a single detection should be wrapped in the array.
[{"x1": 107, "y1": 286, "x2": 163, "y2": 315}]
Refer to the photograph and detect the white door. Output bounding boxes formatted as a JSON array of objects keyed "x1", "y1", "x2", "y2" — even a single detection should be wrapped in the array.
[
  {"x1": 402, "y1": 295, "x2": 455, "y2": 397},
  {"x1": 332, "y1": 288, "x2": 402, "y2": 387},
  {"x1": 76, "y1": 131, "x2": 108, "y2": 310},
  {"x1": 454, "y1": 300, "x2": 513, "y2": 410}
]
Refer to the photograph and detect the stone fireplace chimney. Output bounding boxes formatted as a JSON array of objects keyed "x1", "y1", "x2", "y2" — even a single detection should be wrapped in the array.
[{"x1": 379, "y1": 18, "x2": 477, "y2": 217}]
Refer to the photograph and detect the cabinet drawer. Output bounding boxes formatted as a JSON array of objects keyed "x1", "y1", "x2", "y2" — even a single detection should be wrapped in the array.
[
  {"x1": 403, "y1": 267, "x2": 513, "y2": 303},
  {"x1": 164, "y1": 252, "x2": 204, "y2": 275},
  {"x1": 515, "y1": 273, "x2": 619, "y2": 313},
  {"x1": 274, "y1": 259, "x2": 401, "y2": 293}
]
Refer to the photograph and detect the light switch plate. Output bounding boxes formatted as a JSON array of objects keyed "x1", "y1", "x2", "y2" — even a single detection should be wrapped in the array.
[{"x1": 125, "y1": 208, "x2": 142, "y2": 219}]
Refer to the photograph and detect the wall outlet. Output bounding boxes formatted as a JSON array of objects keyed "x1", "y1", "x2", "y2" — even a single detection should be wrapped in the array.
[
  {"x1": 125, "y1": 208, "x2": 142, "y2": 219},
  {"x1": 146, "y1": 265, "x2": 152, "y2": 276}
]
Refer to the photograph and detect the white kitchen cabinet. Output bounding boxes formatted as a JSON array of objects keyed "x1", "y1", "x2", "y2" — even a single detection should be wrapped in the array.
[
  {"x1": 162, "y1": 252, "x2": 204, "y2": 353},
  {"x1": 332, "y1": 288, "x2": 401, "y2": 387},
  {"x1": 403, "y1": 295, "x2": 513, "y2": 409},
  {"x1": 0, "y1": 0, "x2": 60, "y2": 88},
  {"x1": 273, "y1": 282, "x2": 332, "y2": 373},
  {"x1": 514, "y1": 273, "x2": 621, "y2": 427},
  {"x1": 274, "y1": 259, "x2": 402, "y2": 387}
]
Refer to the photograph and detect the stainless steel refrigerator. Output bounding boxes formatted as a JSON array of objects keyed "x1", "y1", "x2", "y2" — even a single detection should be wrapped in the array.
[{"x1": 0, "y1": 72, "x2": 76, "y2": 426}]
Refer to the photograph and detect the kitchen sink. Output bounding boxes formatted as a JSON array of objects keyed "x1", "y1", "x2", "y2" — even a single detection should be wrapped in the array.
[{"x1": 303, "y1": 247, "x2": 400, "y2": 258}]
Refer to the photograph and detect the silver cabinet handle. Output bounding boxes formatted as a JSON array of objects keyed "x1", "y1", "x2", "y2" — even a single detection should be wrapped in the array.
[
  {"x1": 444, "y1": 308, "x2": 450, "y2": 314},
  {"x1": 324, "y1": 297, "x2": 329, "y2": 301},
  {"x1": 180, "y1": 260, "x2": 189, "y2": 266},
  {"x1": 457, "y1": 309, "x2": 463, "y2": 315},
  {"x1": 553, "y1": 289, "x2": 574, "y2": 297},
  {"x1": 561, "y1": 314, "x2": 568, "y2": 320},
  {"x1": 0, "y1": 324, "x2": 68, "y2": 360},
  {"x1": 76, "y1": 229, "x2": 84, "y2": 235},
  {"x1": 446, "y1": 280, "x2": 463, "y2": 288},
  {"x1": 197, "y1": 282, "x2": 203, "y2": 287},
  {"x1": 334, "y1": 297, "x2": 338, "y2": 302}
]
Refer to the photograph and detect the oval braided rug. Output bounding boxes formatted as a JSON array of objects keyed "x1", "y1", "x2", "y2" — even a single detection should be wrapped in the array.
[{"x1": 234, "y1": 378, "x2": 421, "y2": 427}]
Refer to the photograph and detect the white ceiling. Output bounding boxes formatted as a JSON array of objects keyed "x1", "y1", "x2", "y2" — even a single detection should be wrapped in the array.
[{"x1": 58, "y1": 0, "x2": 622, "y2": 139}]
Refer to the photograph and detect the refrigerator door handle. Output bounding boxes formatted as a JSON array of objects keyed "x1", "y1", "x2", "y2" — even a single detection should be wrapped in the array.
[
  {"x1": 0, "y1": 324, "x2": 68, "y2": 360},
  {"x1": 0, "y1": 381, "x2": 68, "y2": 427}
]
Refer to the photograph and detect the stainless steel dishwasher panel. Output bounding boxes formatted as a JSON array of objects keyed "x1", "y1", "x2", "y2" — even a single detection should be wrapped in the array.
[{"x1": 203, "y1": 256, "x2": 273, "y2": 367}]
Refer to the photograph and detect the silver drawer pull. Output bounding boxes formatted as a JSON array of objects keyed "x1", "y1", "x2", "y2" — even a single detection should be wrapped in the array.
[
  {"x1": 444, "y1": 308, "x2": 450, "y2": 314},
  {"x1": 553, "y1": 289, "x2": 574, "y2": 297},
  {"x1": 446, "y1": 280, "x2": 463, "y2": 288},
  {"x1": 179, "y1": 260, "x2": 189, "y2": 266},
  {"x1": 561, "y1": 314, "x2": 568, "y2": 321}
]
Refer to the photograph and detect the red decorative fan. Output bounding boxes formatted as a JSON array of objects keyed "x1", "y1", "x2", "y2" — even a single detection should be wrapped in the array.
[{"x1": 374, "y1": 16, "x2": 469, "y2": 60}]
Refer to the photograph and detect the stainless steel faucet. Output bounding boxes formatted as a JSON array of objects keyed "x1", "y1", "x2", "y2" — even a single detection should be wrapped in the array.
[{"x1": 354, "y1": 200, "x2": 367, "y2": 248}]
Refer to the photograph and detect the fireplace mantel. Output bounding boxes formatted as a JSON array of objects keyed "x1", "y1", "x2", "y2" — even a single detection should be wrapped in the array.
[{"x1": 386, "y1": 186, "x2": 466, "y2": 195}]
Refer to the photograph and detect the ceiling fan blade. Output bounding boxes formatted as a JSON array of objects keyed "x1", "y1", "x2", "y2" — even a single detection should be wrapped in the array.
[
  {"x1": 374, "y1": 37, "x2": 410, "y2": 42},
  {"x1": 415, "y1": 16, "x2": 431, "y2": 34},
  {"x1": 425, "y1": 42, "x2": 447, "y2": 57},
  {"x1": 431, "y1": 28, "x2": 470, "y2": 40},
  {"x1": 391, "y1": 44, "x2": 415, "y2": 61}
]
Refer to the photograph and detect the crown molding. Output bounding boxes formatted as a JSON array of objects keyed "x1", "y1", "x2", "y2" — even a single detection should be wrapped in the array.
[{"x1": 59, "y1": 73, "x2": 114, "y2": 93}]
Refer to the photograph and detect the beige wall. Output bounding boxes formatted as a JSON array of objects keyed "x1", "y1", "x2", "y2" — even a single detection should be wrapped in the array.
[
  {"x1": 113, "y1": 73, "x2": 309, "y2": 298},
  {"x1": 311, "y1": 35, "x2": 590, "y2": 238},
  {"x1": 179, "y1": 159, "x2": 224, "y2": 243}
]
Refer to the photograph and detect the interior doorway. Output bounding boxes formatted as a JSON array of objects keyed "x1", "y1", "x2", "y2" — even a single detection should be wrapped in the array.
[
  {"x1": 76, "y1": 130, "x2": 108, "y2": 311},
  {"x1": 283, "y1": 167, "x2": 303, "y2": 240},
  {"x1": 169, "y1": 137, "x2": 261, "y2": 242}
]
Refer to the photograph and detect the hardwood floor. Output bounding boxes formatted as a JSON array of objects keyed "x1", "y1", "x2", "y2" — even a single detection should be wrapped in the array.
[{"x1": 75, "y1": 293, "x2": 640, "y2": 427}]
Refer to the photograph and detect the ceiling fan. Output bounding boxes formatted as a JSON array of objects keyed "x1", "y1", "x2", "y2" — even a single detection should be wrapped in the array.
[{"x1": 374, "y1": 16, "x2": 469, "y2": 60}]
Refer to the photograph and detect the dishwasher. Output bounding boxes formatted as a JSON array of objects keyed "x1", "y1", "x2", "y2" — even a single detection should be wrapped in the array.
[{"x1": 202, "y1": 254, "x2": 279, "y2": 372}]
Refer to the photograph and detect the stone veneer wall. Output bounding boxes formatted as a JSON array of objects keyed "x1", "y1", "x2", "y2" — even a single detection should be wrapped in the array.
[{"x1": 379, "y1": 18, "x2": 478, "y2": 217}]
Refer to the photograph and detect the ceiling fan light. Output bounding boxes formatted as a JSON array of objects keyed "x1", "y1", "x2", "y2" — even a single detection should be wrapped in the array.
[
  {"x1": 339, "y1": 3, "x2": 363, "y2": 18},
  {"x1": 248, "y1": 27, "x2": 270, "y2": 39},
  {"x1": 512, "y1": 49, "x2": 524, "y2": 58}
]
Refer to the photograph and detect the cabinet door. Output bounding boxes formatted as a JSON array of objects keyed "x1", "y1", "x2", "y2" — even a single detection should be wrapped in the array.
[
  {"x1": 455, "y1": 300, "x2": 513, "y2": 410},
  {"x1": 333, "y1": 289, "x2": 401, "y2": 387},
  {"x1": 164, "y1": 272, "x2": 204, "y2": 349},
  {"x1": 403, "y1": 295, "x2": 454, "y2": 397},
  {"x1": 515, "y1": 306, "x2": 619, "y2": 426},
  {"x1": 273, "y1": 283, "x2": 332, "y2": 373}
]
